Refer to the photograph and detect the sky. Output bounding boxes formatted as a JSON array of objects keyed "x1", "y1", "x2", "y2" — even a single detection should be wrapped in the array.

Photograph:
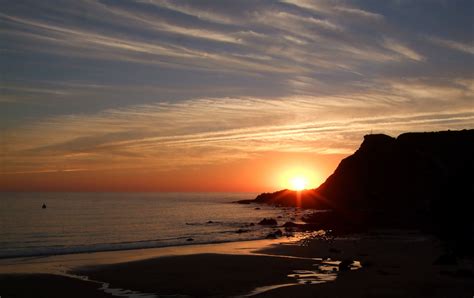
[{"x1": 1, "y1": 0, "x2": 473, "y2": 192}]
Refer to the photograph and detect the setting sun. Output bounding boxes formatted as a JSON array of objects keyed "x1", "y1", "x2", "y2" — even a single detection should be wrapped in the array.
[
  {"x1": 290, "y1": 177, "x2": 307, "y2": 191},
  {"x1": 274, "y1": 165, "x2": 322, "y2": 191}
]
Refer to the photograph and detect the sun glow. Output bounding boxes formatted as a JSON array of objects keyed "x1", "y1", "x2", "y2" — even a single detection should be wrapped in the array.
[
  {"x1": 275, "y1": 165, "x2": 321, "y2": 191},
  {"x1": 290, "y1": 176, "x2": 308, "y2": 191}
]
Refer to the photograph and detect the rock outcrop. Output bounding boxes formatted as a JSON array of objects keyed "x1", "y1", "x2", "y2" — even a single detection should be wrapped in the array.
[
  {"x1": 258, "y1": 218, "x2": 278, "y2": 225},
  {"x1": 250, "y1": 129, "x2": 474, "y2": 251},
  {"x1": 252, "y1": 130, "x2": 473, "y2": 210},
  {"x1": 316, "y1": 130, "x2": 474, "y2": 213}
]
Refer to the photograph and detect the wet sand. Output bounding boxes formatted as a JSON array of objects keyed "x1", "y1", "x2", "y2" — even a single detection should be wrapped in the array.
[
  {"x1": 0, "y1": 231, "x2": 473, "y2": 297},
  {"x1": 0, "y1": 274, "x2": 111, "y2": 298},
  {"x1": 75, "y1": 253, "x2": 318, "y2": 297}
]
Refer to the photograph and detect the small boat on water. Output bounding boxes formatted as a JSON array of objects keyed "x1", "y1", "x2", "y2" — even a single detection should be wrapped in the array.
[{"x1": 42, "y1": 203, "x2": 46, "y2": 209}]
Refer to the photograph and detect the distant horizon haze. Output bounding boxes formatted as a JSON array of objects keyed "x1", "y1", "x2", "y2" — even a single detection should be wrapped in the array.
[{"x1": 1, "y1": 151, "x2": 343, "y2": 192}]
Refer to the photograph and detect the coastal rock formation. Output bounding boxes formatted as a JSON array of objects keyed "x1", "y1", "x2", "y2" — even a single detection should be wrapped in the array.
[
  {"x1": 253, "y1": 130, "x2": 473, "y2": 210},
  {"x1": 265, "y1": 229, "x2": 283, "y2": 239},
  {"x1": 258, "y1": 218, "x2": 278, "y2": 225},
  {"x1": 251, "y1": 130, "x2": 474, "y2": 251},
  {"x1": 317, "y1": 130, "x2": 474, "y2": 213},
  {"x1": 252, "y1": 189, "x2": 323, "y2": 208}
]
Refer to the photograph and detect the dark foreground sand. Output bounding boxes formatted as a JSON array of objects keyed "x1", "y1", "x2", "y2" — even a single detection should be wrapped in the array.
[
  {"x1": 0, "y1": 274, "x2": 110, "y2": 298},
  {"x1": 256, "y1": 231, "x2": 474, "y2": 297},
  {"x1": 76, "y1": 253, "x2": 316, "y2": 297},
  {"x1": 1, "y1": 231, "x2": 473, "y2": 297}
]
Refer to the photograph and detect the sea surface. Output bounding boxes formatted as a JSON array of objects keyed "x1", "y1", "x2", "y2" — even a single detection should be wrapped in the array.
[{"x1": 0, "y1": 192, "x2": 305, "y2": 258}]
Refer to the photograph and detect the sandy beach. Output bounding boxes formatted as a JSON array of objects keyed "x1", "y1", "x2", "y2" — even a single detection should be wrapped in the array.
[{"x1": 1, "y1": 230, "x2": 473, "y2": 298}]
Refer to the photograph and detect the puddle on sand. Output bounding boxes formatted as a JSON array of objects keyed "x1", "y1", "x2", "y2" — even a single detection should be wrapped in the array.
[
  {"x1": 97, "y1": 281, "x2": 159, "y2": 298},
  {"x1": 245, "y1": 259, "x2": 362, "y2": 296},
  {"x1": 243, "y1": 283, "x2": 299, "y2": 297},
  {"x1": 291, "y1": 259, "x2": 362, "y2": 285}
]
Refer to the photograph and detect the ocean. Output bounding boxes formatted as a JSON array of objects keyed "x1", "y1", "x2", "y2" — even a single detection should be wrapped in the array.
[{"x1": 0, "y1": 192, "x2": 305, "y2": 258}]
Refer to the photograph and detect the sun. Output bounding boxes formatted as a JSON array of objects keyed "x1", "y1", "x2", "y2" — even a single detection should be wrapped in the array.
[
  {"x1": 290, "y1": 176, "x2": 308, "y2": 191},
  {"x1": 276, "y1": 165, "x2": 321, "y2": 191}
]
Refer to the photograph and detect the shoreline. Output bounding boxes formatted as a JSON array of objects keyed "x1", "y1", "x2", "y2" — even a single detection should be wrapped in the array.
[
  {"x1": 0, "y1": 236, "x2": 316, "y2": 297},
  {"x1": 0, "y1": 233, "x2": 291, "y2": 261},
  {"x1": 1, "y1": 230, "x2": 473, "y2": 297},
  {"x1": 0, "y1": 236, "x2": 304, "y2": 275}
]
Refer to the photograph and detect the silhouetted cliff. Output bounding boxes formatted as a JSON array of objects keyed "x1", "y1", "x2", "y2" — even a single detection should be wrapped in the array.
[
  {"x1": 248, "y1": 129, "x2": 474, "y2": 251},
  {"x1": 316, "y1": 130, "x2": 474, "y2": 212},
  {"x1": 251, "y1": 130, "x2": 473, "y2": 209}
]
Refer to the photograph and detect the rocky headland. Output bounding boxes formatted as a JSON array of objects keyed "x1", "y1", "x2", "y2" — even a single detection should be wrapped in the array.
[{"x1": 241, "y1": 129, "x2": 474, "y2": 254}]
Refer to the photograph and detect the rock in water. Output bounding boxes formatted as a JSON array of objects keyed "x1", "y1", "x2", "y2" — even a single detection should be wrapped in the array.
[{"x1": 258, "y1": 218, "x2": 277, "y2": 225}]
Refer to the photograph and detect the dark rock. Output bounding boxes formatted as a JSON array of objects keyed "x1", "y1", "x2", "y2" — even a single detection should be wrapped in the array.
[
  {"x1": 249, "y1": 223, "x2": 255, "y2": 226},
  {"x1": 282, "y1": 221, "x2": 300, "y2": 227},
  {"x1": 282, "y1": 221, "x2": 321, "y2": 232},
  {"x1": 439, "y1": 270, "x2": 450, "y2": 275},
  {"x1": 455, "y1": 269, "x2": 474, "y2": 278},
  {"x1": 186, "y1": 238, "x2": 194, "y2": 242},
  {"x1": 434, "y1": 254, "x2": 458, "y2": 266},
  {"x1": 254, "y1": 207, "x2": 261, "y2": 210},
  {"x1": 377, "y1": 269, "x2": 391, "y2": 276},
  {"x1": 329, "y1": 247, "x2": 341, "y2": 253},
  {"x1": 207, "y1": 221, "x2": 214, "y2": 224},
  {"x1": 236, "y1": 229, "x2": 250, "y2": 234},
  {"x1": 439, "y1": 269, "x2": 473, "y2": 278},
  {"x1": 265, "y1": 233, "x2": 277, "y2": 239},
  {"x1": 258, "y1": 218, "x2": 278, "y2": 225},
  {"x1": 265, "y1": 229, "x2": 283, "y2": 239},
  {"x1": 361, "y1": 260, "x2": 373, "y2": 267},
  {"x1": 338, "y1": 259, "x2": 353, "y2": 271},
  {"x1": 277, "y1": 215, "x2": 282, "y2": 219},
  {"x1": 235, "y1": 200, "x2": 254, "y2": 204},
  {"x1": 252, "y1": 189, "x2": 322, "y2": 208}
]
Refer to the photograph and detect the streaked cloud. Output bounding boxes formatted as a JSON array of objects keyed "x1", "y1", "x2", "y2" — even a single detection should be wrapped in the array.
[
  {"x1": 281, "y1": 0, "x2": 384, "y2": 21},
  {"x1": 334, "y1": 6, "x2": 384, "y2": 21},
  {"x1": 383, "y1": 38, "x2": 425, "y2": 62},
  {"x1": 428, "y1": 36, "x2": 474, "y2": 55},
  {"x1": 3, "y1": 75, "x2": 473, "y2": 175},
  {"x1": 1, "y1": 0, "x2": 473, "y2": 188}
]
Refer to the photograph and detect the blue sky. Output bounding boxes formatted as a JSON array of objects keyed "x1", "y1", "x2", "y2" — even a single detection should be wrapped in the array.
[{"x1": 1, "y1": 0, "x2": 473, "y2": 188}]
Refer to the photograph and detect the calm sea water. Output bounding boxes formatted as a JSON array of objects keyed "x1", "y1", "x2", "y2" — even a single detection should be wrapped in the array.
[{"x1": 0, "y1": 192, "x2": 303, "y2": 258}]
